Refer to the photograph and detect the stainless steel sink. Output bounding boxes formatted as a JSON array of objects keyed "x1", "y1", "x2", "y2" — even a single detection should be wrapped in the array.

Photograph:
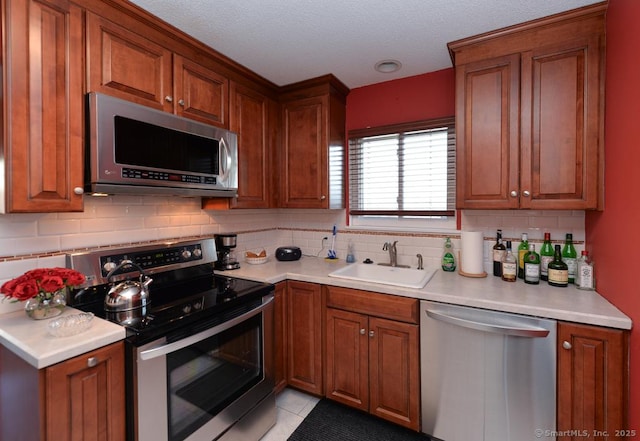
[{"x1": 328, "y1": 263, "x2": 436, "y2": 289}]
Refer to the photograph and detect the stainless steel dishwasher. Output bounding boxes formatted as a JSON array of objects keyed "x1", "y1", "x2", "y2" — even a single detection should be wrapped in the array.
[{"x1": 420, "y1": 301, "x2": 556, "y2": 441}]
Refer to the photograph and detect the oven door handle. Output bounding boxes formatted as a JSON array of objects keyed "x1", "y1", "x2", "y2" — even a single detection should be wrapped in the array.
[{"x1": 138, "y1": 294, "x2": 274, "y2": 361}]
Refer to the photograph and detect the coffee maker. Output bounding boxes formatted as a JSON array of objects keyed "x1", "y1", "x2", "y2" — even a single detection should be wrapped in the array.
[{"x1": 214, "y1": 233, "x2": 240, "y2": 270}]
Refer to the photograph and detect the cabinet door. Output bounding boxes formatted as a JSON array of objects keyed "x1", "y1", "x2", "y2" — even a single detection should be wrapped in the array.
[
  {"x1": 274, "y1": 282, "x2": 288, "y2": 393},
  {"x1": 557, "y1": 323, "x2": 628, "y2": 440},
  {"x1": 325, "y1": 308, "x2": 369, "y2": 411},
  {"x1": 87, "y1": 12, "x2": 173, "y2": 111},
  {"x1": 369, "y1": 317, "x2": 420, "y2": 431},
  {"x1": 287, "y1": 281, "x2": 323, "y2": 394},
  {"x1": 45, "y1": 341, "x2": 125, "y2": 441},
  {"x1": 174, "y1": 55, "x2": 228, "y2": 127},
  {"x1": 455, "y1": 54, "x2": 521, "y2": 209},
  {"x1": 521, "y1": 35, "x2": 603, "y2": 209},
  {"x1": 281, "y1": 96, "x2": 329, "y2": 208},
  {"x1": 4, "y1": 0, "x2": 84, "y2": 212}
]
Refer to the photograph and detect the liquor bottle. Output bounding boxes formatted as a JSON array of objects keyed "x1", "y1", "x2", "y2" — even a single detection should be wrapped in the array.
[
  {"x1": 441, "y1": 237, "x2": 456, "y2": 272},
  {"x1": 517, "y1": 233, "x2": 529, "y2": 279},
  {"x1": 562, "y1": 233, "x2": 577, "y2": 284},
  {"x1": 540, "y1": 232, "x2": 554, "y2": 281},
  {"x1": 492, "y1": 229, "x2": 506, "y2": 277},
  {"x1": 524, "y1": 244, "x2": 540, "y2": 285},
  {"x1": 548, "y1": 245, "x2": 569, "y2": 287},
  {"x1": 576, "y1": 250, "x2": 595, "y2": 290},
  {"x1": 501, "y1": 241, "x2": 517, "y2": 282}
]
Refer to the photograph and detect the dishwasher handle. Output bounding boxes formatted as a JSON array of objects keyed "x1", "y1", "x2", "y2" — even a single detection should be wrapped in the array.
[{"x1": 425, "y1": 308, "x2": 550, "y2": 338}]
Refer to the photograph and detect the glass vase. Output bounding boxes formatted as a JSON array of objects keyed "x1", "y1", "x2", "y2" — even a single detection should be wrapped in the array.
[{"x1": 24, "y1": 291, "x2": 66, "y2": 320}]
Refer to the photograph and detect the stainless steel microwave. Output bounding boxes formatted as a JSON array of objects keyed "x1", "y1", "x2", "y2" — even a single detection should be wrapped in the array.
[{"x1": 86, "y1": 92, "x2": 238, "y2": 197}]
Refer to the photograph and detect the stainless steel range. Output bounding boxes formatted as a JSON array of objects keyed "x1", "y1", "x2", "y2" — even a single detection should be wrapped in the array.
[{"x1": 66, "y1": 238, "x2": 276, "y2": 441}]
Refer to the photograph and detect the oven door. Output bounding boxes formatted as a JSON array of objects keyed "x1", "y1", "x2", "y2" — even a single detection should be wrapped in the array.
[{"x1": 134, "y1": 294, "x2": 275, "y2": 441}]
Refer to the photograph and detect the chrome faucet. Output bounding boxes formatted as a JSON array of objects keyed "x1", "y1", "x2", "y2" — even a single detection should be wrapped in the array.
[
  {"x1": 417, "y1": 253, "x2": 424, "y2": 270},
  {"x1": 382, "y1": 241, "x2": 399, "y2": 267}
]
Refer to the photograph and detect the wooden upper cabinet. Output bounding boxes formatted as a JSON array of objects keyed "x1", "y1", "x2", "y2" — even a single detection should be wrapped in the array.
[
  {"x1": 279, "y1": 75, "x2": 348, "y2": 209},
  {"x1": 87, "y1": 13, "x2": 229, "y2": 128},
  {"x1": 2, "y1": 0, "x2": 85, "y2": 213},
  {"x1": 450, "y1": 3, "x2": 605, "y2": 210}
]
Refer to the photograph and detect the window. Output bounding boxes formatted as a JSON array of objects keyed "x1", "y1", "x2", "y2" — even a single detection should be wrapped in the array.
[{"x1": 348, "y1": 117, "x2": 456, "y2": 230}]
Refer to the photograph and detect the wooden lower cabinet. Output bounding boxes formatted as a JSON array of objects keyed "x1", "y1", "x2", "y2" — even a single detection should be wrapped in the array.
[
  {"x1": 557, "y1": 322, "x2": 629, "y2": 440},
  {"x1": 325, "y1": 287, "x2": 420, "y2": 431},
  {"x1": 286, "y1": 281, "x2": 323, "y2": 395},
  {"x1": 0, "y1": 341, "x2": 125, "y2": 441}
]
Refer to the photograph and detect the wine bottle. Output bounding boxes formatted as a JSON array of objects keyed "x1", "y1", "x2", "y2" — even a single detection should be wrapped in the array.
[
  {"x1": 562, "y1": 233, "x2": 577, "y2": 284},
  {"x1": 492, "y1": 229, "x2": 506, "y2": 277},
  {"x1": 517, "y1": 233, "x2": 529, "y2": 279},
  {"x1": 548, "y1": 244, "x2": 569, "y2": 287},
  {"x1": 540, "y1": 232, "x2": 554, "y2": 281},
  {"x1": 501, "y1": 241, "x2": 517, "y2": 282},
  {"x1": 524, "y1": 244, "x2": 540, "y2": 285},
  {"x1": 576, "y1": 250, "x2": 595, "y2": 290}
]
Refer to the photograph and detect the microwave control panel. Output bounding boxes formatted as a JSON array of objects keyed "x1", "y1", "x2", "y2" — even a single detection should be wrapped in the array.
[{"x1": 122, "y1": 167, "x2": 217, "y2": 185}]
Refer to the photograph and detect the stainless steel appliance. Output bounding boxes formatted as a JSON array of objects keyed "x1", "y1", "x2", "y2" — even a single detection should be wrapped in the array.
[
  {"x1": 420, "y1": 300, "x2": 556, "y2": 441},
  {"x1": 67, "y1": 238, "x2": 275, "y2": 441},
  {"x1": 215, "y1": 234, "x2": 240, "y2": 270},
  {"x1": 86, "y1": 92, "x2": 238, "y2": 197}
]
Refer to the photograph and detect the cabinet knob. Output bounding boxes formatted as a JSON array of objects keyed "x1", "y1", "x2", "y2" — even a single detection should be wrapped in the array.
[
  {"x1": 360, "y1": 328, "x2": 366, "y2": 335},
  {"x1": 562, "y1": 341, "x2": 572, "y2": 350},
  {"x1": 320, "y1": 195, "x2": 326, "y2": 200},
  {"x1": 369, "y1": 330, "x2": 375, "y2": 338},
  {"x1": 165, "y1": 96, "x2": 173, "y2": 103},
  {"x1": 73, "y1": 187, "x2": 84, "y2": 195},
  {"x1": 87, "y1": 357, "x2": 98, "y2": 368},
  {"x1": 523, "y1": 190, "x2": 531, "y2": 197},
  {"x1": 178, "y1": 99, "x2": 185, "y2": 107},
  {"x1": 510, "y1": 190, "x2": 518, "y2": 197}
]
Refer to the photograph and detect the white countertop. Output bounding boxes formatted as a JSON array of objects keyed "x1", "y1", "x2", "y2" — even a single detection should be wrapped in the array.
[
  {"x1": 0, "y1": 307, "x2": 126, "y2": 369},
  {"x1": 233, "y1": 256, "x2": 633, "y2": 330},
  {"x1": 0, "y1": 256, "x2": 631, "y2": 369}
]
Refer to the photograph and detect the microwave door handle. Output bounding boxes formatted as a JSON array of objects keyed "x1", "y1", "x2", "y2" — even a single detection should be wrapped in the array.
[
  {"x1": 138, "y1": 294, "x2": 274, "y2": 361},
  {"x1": 219, "y1": 137, "x2": 231, "y2": 181}
]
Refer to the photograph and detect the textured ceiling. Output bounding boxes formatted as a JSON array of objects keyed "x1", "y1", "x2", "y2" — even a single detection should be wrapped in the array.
[{"x1": 128, "y1": 0, "x2": 601, "y2": 89}]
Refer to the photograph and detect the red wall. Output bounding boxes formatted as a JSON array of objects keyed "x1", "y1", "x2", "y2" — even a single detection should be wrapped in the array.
[
  {"x1": 346, "y1": 68, "x2": 455, "y2": 131},
  {"x1": 586, "y1": 0, "x2": 640, "y2": 430},
  {"x1": 348, "y1": 2, "x2": 639, "y2": 428}
]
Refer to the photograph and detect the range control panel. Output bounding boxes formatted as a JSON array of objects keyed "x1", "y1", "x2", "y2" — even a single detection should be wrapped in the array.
[{"x1": 99, "y1": 243, "x2": 204, "y2": 276}]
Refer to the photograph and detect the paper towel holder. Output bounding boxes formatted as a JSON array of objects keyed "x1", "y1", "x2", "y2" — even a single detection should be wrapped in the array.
[{"x1": 457, "y1": 251, "x2": 488, "y2": 278}]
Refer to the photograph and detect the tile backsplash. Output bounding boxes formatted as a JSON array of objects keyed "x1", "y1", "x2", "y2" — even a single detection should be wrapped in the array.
[{"x1": 0, "y1": 195, "x2": 585, "y2": 314}]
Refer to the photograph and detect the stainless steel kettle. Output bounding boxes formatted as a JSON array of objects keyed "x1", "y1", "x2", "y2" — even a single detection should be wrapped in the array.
[{"x1": 104, "y1": 260, "x2": 152, "y2": 312}]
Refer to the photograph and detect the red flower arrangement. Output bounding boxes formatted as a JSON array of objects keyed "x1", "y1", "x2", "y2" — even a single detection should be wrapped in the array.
[{"x1": 1, "y1": 267, "x2": 86, "y2": 302}]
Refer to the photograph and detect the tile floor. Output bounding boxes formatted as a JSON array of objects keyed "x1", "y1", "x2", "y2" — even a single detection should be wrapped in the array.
[{"x1": 260, "y1": 388, "x2": 320, "y2": 441}]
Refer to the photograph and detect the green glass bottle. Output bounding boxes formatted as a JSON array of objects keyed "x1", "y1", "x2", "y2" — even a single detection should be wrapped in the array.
[
  {"x1": 517, "y1": 233, "x2": 529, "y2": 279},
  {"x1": 540, "y1": 232, "x2": 554, "y2": 281},
  {"x1": 524, "y1": 244, "x2": 540, "y2": 285},
  {"x1": 441, "y1": 237, "x2": 456, "y2": 272},
  {"x1": 548, "y1": 244, "x2": 569, "y2": 287},
  {"x1": 562, "y1": 233, "x2": 577, "y2": 284}
]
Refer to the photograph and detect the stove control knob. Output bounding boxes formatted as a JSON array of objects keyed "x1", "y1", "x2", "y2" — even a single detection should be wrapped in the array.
[
  {"x1": 181, "y1": 249, "x2": 192, "y2": 259},
  {"x1": 193, "y1": 301, "x2": 203, "y2": 310},
  {"x1": 182, "y1": 304, "x2": 192, "y2": 314},
  {"x1": 103, "y1": 261, "x2": 118, "y2": 273},
  {"x1": 192, "y1": 248, "x2": 202, "y2": 258}
]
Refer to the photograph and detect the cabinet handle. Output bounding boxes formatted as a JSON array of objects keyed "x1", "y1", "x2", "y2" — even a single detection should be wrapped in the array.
[
  {"x1": 510, "y1": 190, "x2": 518, "y2": 197},
  {"x1": 562, "y1": 341, "x2": 572, "y2": 350},
  {"x1": 178, "y1": 99, "x2": 185, "y2": 107},
  {"x1": 165, "y1": 96, "x2": 173, "y2": 103},
  {"x1": 523, "y1": 190, "x2": 531, "y2": 197},
  {"x1": 87, "y1": 357, "x2": 98, "y2": 368},
  {"x1": 73, "y1": 187, "x2": 84, "y2": 195},
  {"x1": 369, "y1": 330, "x2": 375, "y2": 338},
  {"x1": 360, "y1": 328, "x2": 366, "y2": 335}
]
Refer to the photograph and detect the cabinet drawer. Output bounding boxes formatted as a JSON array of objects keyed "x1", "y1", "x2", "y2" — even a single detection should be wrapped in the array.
[{"x1": 326, "y1": 286, "x2": 418, "y2": 324}]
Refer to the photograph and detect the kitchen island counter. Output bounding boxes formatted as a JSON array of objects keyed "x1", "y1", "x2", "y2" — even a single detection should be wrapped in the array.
[{"x1": 231, "y1": 256, "x2": 632, "y2": 330}]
